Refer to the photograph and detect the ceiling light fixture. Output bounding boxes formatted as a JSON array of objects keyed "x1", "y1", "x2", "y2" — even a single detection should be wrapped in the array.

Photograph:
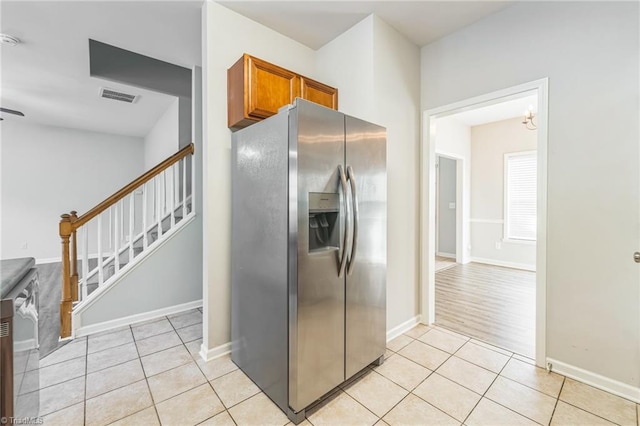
[
  {"x1": 0, "y1": 34, "x2": 21, "y2": 46},
  {"x1": 522, "y1": 105, "x2": 536, "y2": 130}
]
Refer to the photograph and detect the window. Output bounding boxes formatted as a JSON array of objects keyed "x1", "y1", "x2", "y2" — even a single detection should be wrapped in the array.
[{"x1": 505, "y1": 151, "x2": 537, "y2": 241}]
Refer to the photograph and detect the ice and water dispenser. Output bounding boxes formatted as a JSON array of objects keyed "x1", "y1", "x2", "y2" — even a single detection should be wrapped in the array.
[{"x1": 308, "y1": 192, "x2": 340, "y2": 252}]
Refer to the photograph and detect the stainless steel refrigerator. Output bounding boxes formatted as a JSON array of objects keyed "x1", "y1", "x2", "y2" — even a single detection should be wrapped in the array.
[{"x1": 231, "y1": 98, "x2": 386, "y2": 424}]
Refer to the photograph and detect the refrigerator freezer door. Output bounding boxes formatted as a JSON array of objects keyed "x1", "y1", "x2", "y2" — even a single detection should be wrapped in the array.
[
  {"x1": 289, "y1": 100, "x2": 347, "y2": 412},
  {"x1": 344, "y1": 116, "x2": 387, "y2": 379}
]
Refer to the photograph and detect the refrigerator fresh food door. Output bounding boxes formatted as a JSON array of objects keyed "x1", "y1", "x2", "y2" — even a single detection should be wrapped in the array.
[
  {"x1": 344, "y1": 115, "x2": 387, "y2": 379},
  {"x1": 289, "y1": 100, "x2": 347, "y2": 412}
]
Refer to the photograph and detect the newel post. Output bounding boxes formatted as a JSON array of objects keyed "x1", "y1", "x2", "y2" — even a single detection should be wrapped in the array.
[
  {"x1": 70, "y1": 211, "x2": 79, "y2": 302},
  {"x1": 59, "y1": 214, "x2": 73, "y2": 339}
]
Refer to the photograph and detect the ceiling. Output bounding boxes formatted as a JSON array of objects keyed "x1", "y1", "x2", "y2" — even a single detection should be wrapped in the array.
[
  {"x1": 218, "y1": 1, "x2": 514, "y2": 49},
  {"x1": 446, "y1": 94, "x2": 538, "y2": 127},
  {"x1": 0, "y1": 1, "x2": 517, "y2": 137},
  {"x1": 0, "y1": 1, "x2": 202, "y2": 138}
]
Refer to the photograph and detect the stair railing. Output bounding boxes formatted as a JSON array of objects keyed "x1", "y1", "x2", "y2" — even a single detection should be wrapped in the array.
[{"x1": 59, "y1": 143, "x2": 195, "y2": 339}]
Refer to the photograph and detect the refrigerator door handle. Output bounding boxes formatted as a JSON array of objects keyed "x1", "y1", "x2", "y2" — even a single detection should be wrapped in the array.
[
  {"x1": 347, "y1": 165, "x2": 359, "y2": 275},
  {"x1": 338, "y1": 165, "x2": 350, "y2": 277}
]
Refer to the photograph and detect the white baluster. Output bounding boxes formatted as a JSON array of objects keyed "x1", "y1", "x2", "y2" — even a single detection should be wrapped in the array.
[
  {"x1": 191, "y1": 152, "x2": 195, "y2": 214},
  {"x1": 142, "y1": 182, "x2": 148, "y2": 249},
  {"x1": 156, "y1": 175, "x2": 163, "y2": 239},
  {"x1": 98, "y1": 214, "x2": 104, "y2": 287},
  {"x1": 114, "y1": 202, "x2": 120, "y2": 273},
  {"x1": 108, "y1": 207, "x2": 113, "y2": 254},
  {"x1": 82, "y1": 225, "x2": 89, "y2": 300},
  {"x1": 170, "y1": 165, "x2": 176, "y2": 228},
  {"x1": 174, "y1": 162, "x2": 179, "y2": 207},
  {"x1": 129, "y1": 193, "x2": 134, "y2": 261},
  {"x1": 120, "y1": 200, "x2": 125, "y2": 244},
  {"x1": 182, "y1": 157, "x2": 187, "y2": 218}
]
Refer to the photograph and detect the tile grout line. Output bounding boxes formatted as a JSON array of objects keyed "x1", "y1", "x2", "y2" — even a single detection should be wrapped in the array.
[
  {"x1": 372, "y1": 353, "x2": 434, "y2": 392},
  {"x1": 461, "y1": 352, "x2": 515, "y2": 425},
  {"x1": 548, "y1": 377, "x2": 566, "y2": 425},
  {"x1": 84, "y1": 330, "x2": 89, "y2": 426},
  {"x1": 106, "y1": 326, "x2": 206, "y2": 423},
  {"x1": 376, "y1": 369, "x2": 461, "y2": 423},
  {"x1": 88, "y1": 325, "x2": 153, "y2": 425},
  {"x1": 559, "y1": 397, "x2": 630, "y2": 425},
  {"x1": 467, "y1": 352, "x2": 559, "y2": 426},
  {"x1": 379, "y1": 333, "x2": 461, "y2": 423},
  {"x1": 87, "y1": 312, "x2": 202, "y2": 425},
  {"x1": 38, "y1": 312, "x2": 203, "y2": 424},
  {"x1": 135, "y1": 319, "x2": 163, "y2": 425},
  {"x1": 400, "y1": 336, "x2": 472, "y2": 423},
  {"x1": 498, "y1": 372, "x2": 561, "y2": 400},
  {"x1": 164, "y1": 312, "x2": 234, "y2": 425},
  {"x1": 343, "y1": 368, "x2": 395, "y2": 421}
]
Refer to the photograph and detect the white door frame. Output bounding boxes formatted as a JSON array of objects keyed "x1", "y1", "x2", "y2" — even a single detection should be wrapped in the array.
[
  {"x1": 435, "y1": 153, "x2": 465, "y2": 264},
  {"x1": 420, "y1": 78, "x2": 549, "y2": 367}
]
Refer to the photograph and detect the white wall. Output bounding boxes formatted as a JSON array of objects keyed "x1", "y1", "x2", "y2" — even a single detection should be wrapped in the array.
[
  {"x1": 470, "y1": 117, "x2": 536, "y2": 269},
  {"x1": 144, "y1": 97, "x2": 179, "y2": 170},
  {"x1": 203, "y1": 2, "x2": 317, "y2": 350},
  {"x1": 315, "y1": 16, "x2": 375, "y2": 122},
  {"x1": 317, "y1": 15, "x2": 422, "y2": 332},
  {"x1": 422, "y1": 1, "x2": 639, "y2": 390},
  {"x1": 1, "y1": 121, "x2": 144, "y2": 260},
  {"x1": 434, "y1": 117, "x2": 471, "y2": 264},
  {"x1": 202, "y1": 7, "x2": 421, "y2": 351},
  {"x1": 437, "y1": 156, "x2": 456, "y2": 256},
  {"x1": 371, "y1": 16, "x2": 421, "y2": 327}
]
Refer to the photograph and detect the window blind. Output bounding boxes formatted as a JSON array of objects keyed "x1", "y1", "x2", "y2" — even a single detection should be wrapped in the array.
[{"x1": 505, "y1": 152, "x2": 537, "y2": 241}]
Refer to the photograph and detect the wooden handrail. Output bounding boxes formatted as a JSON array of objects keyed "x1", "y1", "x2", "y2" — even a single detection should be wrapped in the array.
[{"x1": 74, "y1": 143, "x2": 194, "y2": 229}]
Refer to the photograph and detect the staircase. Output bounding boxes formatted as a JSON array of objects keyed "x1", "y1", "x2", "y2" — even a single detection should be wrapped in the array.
[{"x1": 58, "y1": 144, "x2": 195, "y2": 339}]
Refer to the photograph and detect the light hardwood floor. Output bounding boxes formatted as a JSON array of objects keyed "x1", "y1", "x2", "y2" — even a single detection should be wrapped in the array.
[{"x1": 435, "y1": 262, "x2": 535, "y2": 358}]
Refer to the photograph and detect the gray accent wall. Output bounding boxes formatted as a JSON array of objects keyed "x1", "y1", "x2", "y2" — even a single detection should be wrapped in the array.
[
  {"x1": 77, "y1": 217, "x2": 202, "y2": 326},
  {"x1": 437, "y1": 157, "x2": 456, "y2": 256}
]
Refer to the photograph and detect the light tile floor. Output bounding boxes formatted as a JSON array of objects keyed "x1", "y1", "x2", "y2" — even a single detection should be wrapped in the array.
[{"x1": 25, "y1": 311, "x2": 639, "y2": 426}]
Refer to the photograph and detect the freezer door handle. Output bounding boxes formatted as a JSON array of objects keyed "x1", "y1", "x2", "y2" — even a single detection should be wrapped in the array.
[
  {"x1": 347, "y1": 165, "x2": 359, "y2": 275},
  {"x1": 338, "y1": 165, "x2": 350, "y2": 277}
]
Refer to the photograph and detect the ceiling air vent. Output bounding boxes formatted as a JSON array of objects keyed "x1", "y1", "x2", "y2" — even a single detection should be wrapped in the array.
[{"x1": 99, "y1": 87, "x2": 138, "y2": 103}]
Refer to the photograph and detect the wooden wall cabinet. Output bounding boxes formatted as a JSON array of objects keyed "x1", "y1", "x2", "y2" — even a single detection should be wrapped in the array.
[{"x1": 228, "y1": 54, "x2": 338, "y2": 130}]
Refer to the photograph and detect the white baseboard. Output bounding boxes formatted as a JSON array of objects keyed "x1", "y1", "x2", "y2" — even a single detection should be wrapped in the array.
[
  {"x1": 387, "y1": 315, "x2": 421, "y2": 342},
  {"x1": 200, "y1": 317, "x2": 423, "y2": 362},
  {"x1": 200, "y1": 342, "x2": 232, "y2": 362},
  {"x1": 470, "y1": 256, "x2": 536, "y2": 272},
  {"x1": 547, "y1": 358, "x2": 640, "y2": 404},
  {"x1": 436, "y1": 252, "x2": 456, "y2": 259},
  {"x1": 74, "y1": 299, "x2": 202, "y2": 338}
]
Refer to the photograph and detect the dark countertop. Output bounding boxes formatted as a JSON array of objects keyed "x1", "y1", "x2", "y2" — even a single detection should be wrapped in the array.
[{"x1": 1, "y1": 257, "x2": 36, "y2": 299}]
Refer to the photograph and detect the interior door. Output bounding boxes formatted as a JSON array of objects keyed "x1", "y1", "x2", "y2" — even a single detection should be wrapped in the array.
[
  {"x1": 289, "y1": 100, "x2": 346, "y2": 412},
  {"x1": 344, "y1": 115, "x2": 387, "y2": 379}
]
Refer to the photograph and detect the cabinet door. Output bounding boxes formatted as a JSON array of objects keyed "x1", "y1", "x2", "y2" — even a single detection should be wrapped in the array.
[
  {"x1": 300, "y1": 77, "x2": 338, "y2": 110},
  {"x1": 248, "y1": 56, "x2": 300, "y2": 120}
]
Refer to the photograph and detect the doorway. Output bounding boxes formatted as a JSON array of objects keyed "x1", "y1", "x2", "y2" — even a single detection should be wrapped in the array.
[
  {"x1": 420, "y1": 79, "x2": 548, "y2": 367},
  {"x1": 435, "y1": 155, "x2": 458, "y2": 272}
]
